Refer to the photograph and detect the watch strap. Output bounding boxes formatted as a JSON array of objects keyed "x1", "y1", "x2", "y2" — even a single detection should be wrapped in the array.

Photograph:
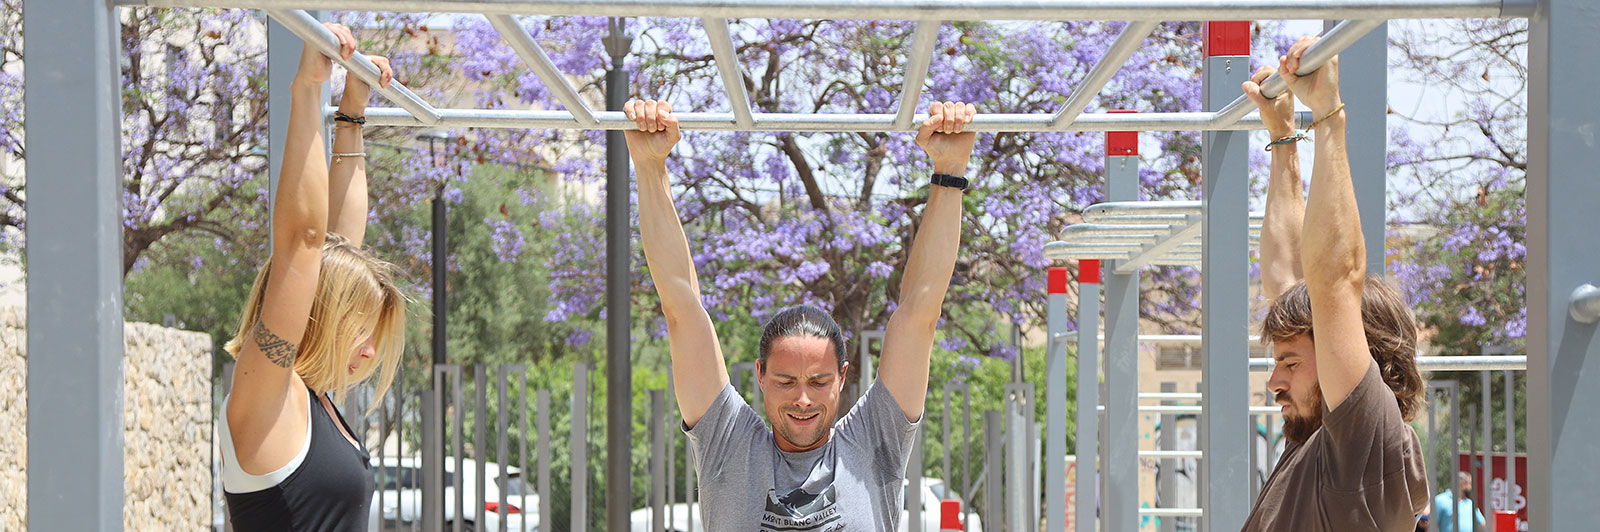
[{"x1": 931, "y1": 173, "x2": 969, "y2": 191}]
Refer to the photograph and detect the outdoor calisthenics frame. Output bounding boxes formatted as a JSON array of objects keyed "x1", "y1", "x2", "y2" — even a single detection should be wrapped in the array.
[{"x1": 22, "y1": 0, "x2": 1599, "y2": 531}]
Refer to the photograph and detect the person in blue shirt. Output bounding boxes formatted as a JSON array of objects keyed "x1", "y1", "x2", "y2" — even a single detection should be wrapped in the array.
[{"x1": 1423, "y1": 472, "x2": 1487, "y2": 532}]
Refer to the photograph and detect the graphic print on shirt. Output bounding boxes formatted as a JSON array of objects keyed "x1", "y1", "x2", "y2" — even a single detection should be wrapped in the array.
[{"x1": 760, "y1": 485, "x2": 842, "y2": 532}]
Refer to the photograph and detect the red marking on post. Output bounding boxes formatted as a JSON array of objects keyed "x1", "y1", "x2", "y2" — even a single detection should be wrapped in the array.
[
  {"x1": 1048, "y1": 267, "x2": 1070, "y2": 294},
  {"x1": 939, "y1": 500, "x2": 963, "y2": 531},
  {"x1": 1079, "y1": 260, "x2": 1101, "y2": 285},
  {"x1": 1204, "y1": 21, "x2": 1251, "y2": 57},
  {"x1": 1106, "y1": 109, "x2": 1138, "y2": 156},
  {"x1": 1494, "y1": 511, "x2": 1518, "y2": 531}
]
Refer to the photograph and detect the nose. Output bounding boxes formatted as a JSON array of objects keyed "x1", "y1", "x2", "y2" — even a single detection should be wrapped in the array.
[
  {"x1": 359, "y1": 342, "x2": 376, "y2": 359},
  {"x1": 1267, "y1": 365, "x2": 1288, "y2": 397},
  {"x1": 794, "y1": 386, "x2": 815, "y2": 410}
]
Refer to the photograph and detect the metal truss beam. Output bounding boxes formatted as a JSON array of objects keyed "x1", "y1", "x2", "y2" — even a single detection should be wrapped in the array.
[
  {"x1": 488, "y1": 14, "x2": 600, "y2": 126},
  {"x1": 1213, "y1": 18, "x2": 1383, "y2": 127},
  {"x1": 1050, "y1": 21, "x2": 1159, "y2": 129},
  {"x1": 265, "y1": 9, "x2": 442, "y2": 124},
  {"x1": 702, "y1": 18, "x2": 755, "y2": 128},
  {"x1": 894, "y1": 21, "x2": 941, "y2": 129},
  {"x1": 139, "y1": 0, "x2": 1532, "y2": 21},
  {"x1": 1115, "y1": 214, "x2": 1200, "y2": 274}
]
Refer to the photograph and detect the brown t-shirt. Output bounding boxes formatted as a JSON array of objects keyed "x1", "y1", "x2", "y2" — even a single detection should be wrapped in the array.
[{"x1": 1240, "y1": 360, "x2": 1430, "y2": 532}]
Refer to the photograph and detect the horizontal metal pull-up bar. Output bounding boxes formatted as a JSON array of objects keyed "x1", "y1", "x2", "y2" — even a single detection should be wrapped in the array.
[
  {"x1": 351, "y1": 107, "x2": 1292, "y2": 132},
  {"x1": 137, "y1": 0, "x2": 1533, "y2": 21},
  {"x1": 265, "y1": 9, "x2": 442, "y2": 124}
]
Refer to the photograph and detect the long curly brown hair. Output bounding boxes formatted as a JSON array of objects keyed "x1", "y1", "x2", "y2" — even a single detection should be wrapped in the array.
[{"x1": 1260, "y1": 277, "x2": 1426, "y2": 422}]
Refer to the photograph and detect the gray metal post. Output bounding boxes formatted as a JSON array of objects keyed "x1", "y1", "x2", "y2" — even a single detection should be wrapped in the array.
[
  {"x1": 907, "y1": 422, "x2": 924, "y2": 532},
  {"x1": 667, "y1": 372, "x2": 677, "y2": 532},
  {"x1": 942, "y1": 381, "x2": 973, "y2": 528},
  {"x1": 1045, "y1": 267, "x2": 1069, "y2": 532},
  {"x1": 1503, "y1": 369, "x2": 1515, "y2": 516},
  {"x1": 1468, "y1": 409, "x2": 1478, "y2": 532},
  {"x1": 454, "y1": 368, "x2": 466, "y2": 532},
  {"x1": 650, "y1": 390, "x2": 666, "y2": 532},
  {"x1": 1481, "y1": 370, "x2": 1492, "y2": 524},
  {"x1": 1103, "y1": 118, "x2": 1140, "y2": 532},
  {"x1": 572, "y1": 363, "x2": 590, "y2": 532},
  {"x1": 984, "y1": 410, "x2": 1004, "y2": 532},
  {"x1": 1526, "y1": 0, "x2": 1600, "y2": 526},
  {"x1": 1428, "y1": 390, "x2": 1439, "y2": 524},
  {"x1": 1005, "y1": 384, "x2": 1030, "y2": 531},
  {"x1": 1076, "y1": 261, "x2": 1102, "y2": 532},
  {"x1": 498, "y1": 367, "x2": 512, "y2": 531},
  {"x1": 603, "y1": 17, "x2": 635, "y2": 532},
  {"x1": 1159, "y1": 382, "x2": 1177, "y2": 532},
  {"x1": 1199, "y1": 21, "x2": 1252, "y2": 532},
  {"x1": 1325, "y1": 19, "x2": 1387, "y2": 275},
  {"x1": 537, "y1": 390, "x2": 552, "y2": 532},
  {"x1": 477, "y1": 365, "x2": 489, "y2": 528},
  {"x1": 1451, "y1": 385, "x2": 1461, "y2": 530},
  {"x1": 22, "y1": 0, "x2": 124, "y2": 529}
]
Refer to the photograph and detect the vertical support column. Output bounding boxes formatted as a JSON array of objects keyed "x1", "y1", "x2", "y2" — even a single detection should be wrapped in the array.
[
  {"x1": 1481, "y1": 369, "x2": 1492, "y2": 527},
  {"x1": 907, "y1": 427, "x2": 924, "y2": 532},
  {"x1": 572, "y1": 363, "x2": 590, "y2": 532},
  {"x1": 1103, "y1": 112, "x2": 1141, "y2": 532},
  {"x1": 650, "y1": 390, "x2": 666, "y2": 532},
  {"x1": 603, "y1": 17, "x2": 634, "y2": 532},
  {"x1": 1004, "y1": 384, "x2": 1031, "y2": 532},
  {"x1": 476, "y1": 365, "x2": 489, "y2": 528},
  {"x1": 1504, "y1": 369, "x2": 1516, "y2": 520},
  {"x1": 537, "y1": 390, "x2": 552, "y2": 532},
  {"x1": 1159, "y1": 382, "x2": 1177, "y2": 532},
  {"x1": 1325, "y1": 19, "x2": 1388, "y2": 275},
  {"x1": 1045, "y1": 267, "x2": 1069, "y2": 532},
  {"x1": 22, "y1": 0, "x2": 124, "y2": 528},
  {"x1": 1199, "y1": 21, "x2": 1252, "y2": 532},
  {"x1": 1525, "y1": 1, "x2": 1600, "y2": 526},
  {"x1": 1075, "y1": 260, "x2": 1102, "y2": 532}
]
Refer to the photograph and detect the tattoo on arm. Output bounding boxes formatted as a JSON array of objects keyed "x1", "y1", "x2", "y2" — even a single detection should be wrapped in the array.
[{"x1": 253, "y1": 321, "x2": 299, "y2": 369}]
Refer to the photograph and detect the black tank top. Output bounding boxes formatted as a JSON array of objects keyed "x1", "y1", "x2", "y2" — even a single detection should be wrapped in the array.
[{"x1": 226, "y1": 387, "x2": 374, "y2": 531}]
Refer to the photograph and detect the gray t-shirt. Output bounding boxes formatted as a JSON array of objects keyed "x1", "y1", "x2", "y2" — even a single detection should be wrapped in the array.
[{"x1": 685, "y1": 379, "x2": 920, "y2": 532}]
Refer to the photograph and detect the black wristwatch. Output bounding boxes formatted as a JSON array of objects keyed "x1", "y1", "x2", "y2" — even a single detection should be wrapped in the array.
[{"x1": 931, "y1": 173, "x2": 969, "y2": 191}]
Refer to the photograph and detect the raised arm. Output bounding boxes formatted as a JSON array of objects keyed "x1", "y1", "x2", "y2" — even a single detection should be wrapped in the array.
[
  {"x1": 879, "y1": 101, "x2": 974, "y2": 422},
  {"x1": 226, "y1": 24, "x2": 356, "y2": 459},
  {"x1": 625, "y1": 99, "x2": 729, "y2": 428},
  {"x1": 1279, "y1": 37, "x2": 1368, "y2": 412},
  {"x1": 1243, "y1": 65, "x2": 1306, "y2": 300},
  {"x1": 327, "y1": 55, "x2": 392, "y2": 244}
]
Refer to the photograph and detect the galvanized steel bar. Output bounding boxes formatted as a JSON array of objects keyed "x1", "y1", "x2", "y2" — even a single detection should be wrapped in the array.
[
  {"x1": 264, "y1": 9, "x2": 442, "y2": 124},
  {"x1": 702, "y1": 18, "x2": 756, "y2": 128},
  {"x1": 1212, "y1": 18, "x2": 1383, "y2": 127},
  {"x1": 894, "y1": 22, "x2": 942, "y2": 130},
  {"x1": 1050, "y1": 21, "x2": 1159, "y2": 128},
  {"x1": 650, "y1": 390, "x2": 667, "y2": 532},
  {"x1": 140, "y1": 0, "x2": 1525, "y2": 21},
  {"x1": 984, "y1": 410, "x2": 1004, "y2": 532},
  {"x1": 571, "y1": 363, "x2": 589, "y2": 532},
  {"x1": 1142, "y1": 508, "x2": 1206, "y2": 517},
  {"x1": 538, "y1": 389, "x2": 552, "y2": 532},
  {"x1": 476, "y1": 365, "x2": 489, "y2": 528},
  {"x1": 1159, "y1": 382, "x2": 1177, "y2": 532},
  {"x1": 487, "y1": 14, "x2": 600, "y2": 126},
  {"x1": 23, "y1": 0, "x2": 125, "y2": 528},
  {"x1": 1248, "y1": 355, "x2": 1529, "y2": 372},
  {"x1": 355, "y1": 107, "x2": 1286, "y2": 132},
  {"x1": 1115, "y1": 215, "x2": 1202, "y2": 274}
]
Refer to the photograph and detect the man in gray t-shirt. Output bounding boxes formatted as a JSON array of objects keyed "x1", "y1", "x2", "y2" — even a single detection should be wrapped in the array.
[{"x1": 623, "y1": 98, "x2": 978, "y2": 532}]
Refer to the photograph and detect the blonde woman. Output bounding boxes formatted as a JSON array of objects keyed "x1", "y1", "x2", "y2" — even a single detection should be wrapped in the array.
[{"x1": 217, "y1": 22, "x2": 407, "y2": 531}]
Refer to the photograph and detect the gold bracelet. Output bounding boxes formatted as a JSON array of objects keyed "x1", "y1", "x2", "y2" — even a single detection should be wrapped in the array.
[
  {"x1": 332, "y1": 152, "x2": 367, "y2": 164},
  {"x1": 1308, "y1": 102, "x2": 1346, "y2": 130}
]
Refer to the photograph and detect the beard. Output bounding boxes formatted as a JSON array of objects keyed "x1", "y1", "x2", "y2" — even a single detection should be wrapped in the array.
[
  {"x1": 775, "y1": 408, "x2": 831, "y2": 450},
  {"x1": 1278, "y1": 384, "x2": 1324, "y2": 444}
]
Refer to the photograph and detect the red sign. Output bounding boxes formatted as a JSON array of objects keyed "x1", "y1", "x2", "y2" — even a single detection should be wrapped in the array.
[{"x1": 1458, "y1": 453, "x2": 1527, "y2": 531}]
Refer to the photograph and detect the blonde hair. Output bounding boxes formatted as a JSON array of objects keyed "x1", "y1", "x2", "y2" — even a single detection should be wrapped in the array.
[{"x1": 225, "y1": 233, "x2": 407, "y2": 413}]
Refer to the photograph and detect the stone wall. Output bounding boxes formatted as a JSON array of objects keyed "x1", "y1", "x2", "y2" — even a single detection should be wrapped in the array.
[{"x1": 0, "y1": 304, "x2": 214, "y2": 531}]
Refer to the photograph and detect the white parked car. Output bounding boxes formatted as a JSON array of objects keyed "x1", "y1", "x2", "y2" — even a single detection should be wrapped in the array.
[
  {"x1": 369, "y1": 456, "x2": 540, "y2": 532},
  {"x1": 625, "y1": 477, "x2": 982, "y2": 532}
]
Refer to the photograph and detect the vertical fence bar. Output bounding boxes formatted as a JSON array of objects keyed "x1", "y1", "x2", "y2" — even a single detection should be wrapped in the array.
[
  {"x1": 1045, "y1": 267, "x2": 1070, "y2": 532},
  {"x1": 1451, "y1": 384, "x2": 1461, "y2": 529},
  {"x1": 651, "y1": 389, "x2": 667, "y2": 532},
  {"x1": 537, "y1": 389, "x2": 551, "y2": 532},
  {"x1": 518, "y1": 370, "x2": 529, "y2": 532},
  {"x1": 984, "y1": 410, "x2": 1004, "y2": 532},
  {"x1": 571, "y1": 363, "x2": 590, "y2": 532},
  {"x1": 496, "y1": 365, "x2": 514, "y2": 531},
  {"x1": 1199, "y1": 20, "x2": 1252, "y2": 531},
  {"x1": 667, "y1": 371, "x2": 677, "y2": 532},
  {"x1": 1481, "y1": 369, "x2": 1492, "y2": 526},
  {"x1": 454, "y1": 366, "x2": 465, "y2": 532},
  {"x1": 1428, "y1": 388, "x2": 1439, "y2": 525},
  {"x1": 1075, "y1": 259, "x2": 1102, "y2": 532},
  {"x1": 1005, "y1": 385, "x2": 1031, "y2": 532},
  {"x1": 476, "y1": 365, "x2": 489, "y2": 528},
  {"x1": 1160, "y1": 382, "x2": 1177, "y2": 532},
  {"x1": 907, "y1": 419, "x2": 925, "y2": 532},
  {"x1": 1103, "y1": 112, "x2": 1141, "y2": 532},
  {"x1": 1504, "y1": 369, "x2": 1515, "y2": 522}
]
